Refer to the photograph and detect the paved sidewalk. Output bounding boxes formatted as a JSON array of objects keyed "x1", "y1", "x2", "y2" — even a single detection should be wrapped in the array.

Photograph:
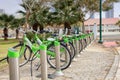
[
  {"x1": 114, "y1": 47, "x2": 120, "y2": 80},
  {"x1": 97, "y1": 32, "x2": 120, "y2": 36},
  {"x1": 0, "y1": 41, "x2": 116, "y2": 80}
]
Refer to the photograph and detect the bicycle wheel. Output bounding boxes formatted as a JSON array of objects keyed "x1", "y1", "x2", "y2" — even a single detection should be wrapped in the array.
[
  {"x1": 30, "y1": 50, "x2": 41, "y2": 71},
  {"x1": 68, "y1": 42, "x2": 76, "y2": 59},
  {"x1": 81, "y1": 39, "x2": 85, "y2": 50},
  {"x1": 60, "y1": 41, "x2": 75, "y2": 59},
  {"x1": 9, "y1": 43, "x2": 32, "y2": 67},
  {"x1": 47, "y1": 43, "x2": 72, "y2": 70},
  {"x1": 79, "y1": 40, "x2": 83, "y2": 53},
  {"x1": 83, "y1": 39, "x2": 87, "y2": 49},
  {"x1": 88, "y1": 36, "x2": 91, "y2": 44},
  {"x1": 86, "y1": 37, "x2": 90, "y2": 45}
]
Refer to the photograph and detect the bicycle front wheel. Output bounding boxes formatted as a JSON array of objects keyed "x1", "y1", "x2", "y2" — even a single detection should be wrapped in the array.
[
  {"x1": 67, "y1": 42, "x2": 76, "y2": 59},
  {"x1": 11, "y1": 43, "x2": 32, "y2": 67},
  {"x1": 79, "y1": 40, "x2": 83, "y2": 53},
  {"x1": 47, "y1": 43, "x2": 72, "y2": 70}
]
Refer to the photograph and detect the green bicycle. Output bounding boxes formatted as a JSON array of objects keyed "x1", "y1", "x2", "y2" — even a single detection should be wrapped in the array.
[{"x1": 9, "y1": 29, "x2": 72, "y2": 70}]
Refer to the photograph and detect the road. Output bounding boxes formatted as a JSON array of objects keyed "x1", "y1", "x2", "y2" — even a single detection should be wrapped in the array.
[{"x1": 97, "y1": 32, "x2": 120, "y2": 41}]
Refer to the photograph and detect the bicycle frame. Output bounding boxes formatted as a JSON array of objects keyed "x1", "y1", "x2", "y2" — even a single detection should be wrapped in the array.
[
  {"x1": 33, "y1": 32, "x2": 57, "y2": 57},
  {"x1": 20, "y1": 32, "x2": 56, "y2": 58}
]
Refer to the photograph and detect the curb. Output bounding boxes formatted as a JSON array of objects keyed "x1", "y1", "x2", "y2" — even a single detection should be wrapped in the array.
[
  {"x1": 104, "y1": 47, "x2": 120, "y2": 80},
  {"x1": 113, "y1": 47, "x2": 120, "y2": 80}
]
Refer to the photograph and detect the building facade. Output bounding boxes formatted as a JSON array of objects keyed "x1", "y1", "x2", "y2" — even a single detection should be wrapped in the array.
[
  {"x1": 0, "y1": 9, "x2": 5, "y2": 15},
  {"x1": 90, "y1": 2, "x2": 120, "y2": 19},
  {"x1": 84, "y1": 18, "x2": 120, "y2": 32},
  {"x1": 105, "y1": 3, "x2": 114, "y2": 18}
]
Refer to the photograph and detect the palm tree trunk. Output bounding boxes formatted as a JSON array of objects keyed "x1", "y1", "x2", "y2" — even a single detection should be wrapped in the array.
[
  {"x1": 16, "y1": 34, "x2": 18, "y2": 39},
  {"x1": 4, "y1": 34, "x2": 8, "y2": 40},
  {"x1": 64, "y1": 22, "x2": 71, "y2": 35},
  {"x1": 16, "y1": 28, "x2": 19, "y2": 39},
  {"x1": 3, "y1": 27, "x2": 8, "y2": 40},
  {"x1": 82, "y1": 21, "x2": 85, "y2": 33},
  {"x1": 25, "y1": 10, "x2": 30, "y2": 31}
]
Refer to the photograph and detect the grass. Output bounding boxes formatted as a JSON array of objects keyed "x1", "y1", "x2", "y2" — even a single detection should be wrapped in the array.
[{"x1": 0, "y1": 39, "x2": 19, "y2": 70}]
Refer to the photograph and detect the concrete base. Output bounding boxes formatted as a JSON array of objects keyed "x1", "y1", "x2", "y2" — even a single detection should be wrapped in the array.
[
  {"x1": 76, "y1": 54, "x2": 80, "y2": 57},
  {"x1": 48, "y1": 70, "x2": 64, "y2": 79},
  {"x1": 72, "y1": 58, "x2": 77, "y2": 62}
]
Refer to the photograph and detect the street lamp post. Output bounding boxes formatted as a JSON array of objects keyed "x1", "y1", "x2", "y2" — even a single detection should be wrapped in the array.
[{"x1": 98, "y1": 0, "x2": 103, "y2": 43}]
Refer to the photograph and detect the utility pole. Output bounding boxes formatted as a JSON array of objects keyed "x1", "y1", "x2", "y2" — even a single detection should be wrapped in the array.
[{"x1": 98, "y1": 0, "x2": 103, "y2": 43}]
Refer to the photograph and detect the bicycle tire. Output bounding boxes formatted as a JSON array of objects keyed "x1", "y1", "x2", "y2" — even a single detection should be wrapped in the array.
[
  {"x1": 86, "y1": 37, "x2": 90, "y2": 45},
  {"x1": 81, "y1": 39, "x2": 84, "y2": 50},
  {"x1": 83, "y1": 39, "x2": 87, "y2": 49},
  {"x1": 79, "y1": 40, "x2": 83, "y2": 53},
  {"x1": 61, "y1": 41, "x2": 76, "y2": 60},
  {"x1": 47, "y1": 42, "x2": 72, "y2": 70},
  {"x1": 30, "y1": 50, "x2": 41, "y2": 71},
  {"x1": 68, "y1": 42, "x2": 76, "y2": 59},
  {"x1": 88, "y1": 36, "x2": 91, "y2": 44},
  {"x1": 7, "y1": 43, "x2": 32, "y2": 67}
]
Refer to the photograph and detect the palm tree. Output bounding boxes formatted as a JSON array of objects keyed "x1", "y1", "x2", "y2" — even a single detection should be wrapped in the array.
[
  {"x1": 10, "y1": 18, "x2": 25, "y2": 39},
  {"x1": 18, "y1": 0, "x2": 119, "y2": 34},
  {"x1": 18, "y1": 0, "x2": 51, "y2": 31},
  {"x1": 17, "y1": 0, "x2": 40, "y2": 30},
  {"x1": 51, "y1": 0, "x2": 79, "y2": 34},
  {"x1": 17, "y1": 3, "x2": 30, "y2": 30},
  {"x1": 0, "y1": 14, "x2": 15, "y2": 40}
]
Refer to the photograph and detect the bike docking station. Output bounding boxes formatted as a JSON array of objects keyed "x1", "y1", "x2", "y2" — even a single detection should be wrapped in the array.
[
  {"x1": 8, "y1": 48, "x2": 20, "y2": 80},
  {"x1": 48, "y1": 41, "x2": 64, "y2": 79},
  {"x1": 8, "y1": 45, "x2": 48, "y2": 80},
  {"x1": 39, "y1": 44, "x2": 48, "y2": 80},
  {"x1": 85, "y1": 35, "x2": 89, "y2": 50},
  {"x1": 32, "y1": 44, "x2": 48, "y2": 80},
  {"x1": 63, "y1": 38, "x2": 72, "y2": 67},
  {"x1": 75, "y1": 37, "x2": 80, "y2": 57},
  {"x1": 72, "y1": 37, "x2": 80, "y2": 62},
  {"x1": 79, "y1": 36, "x2": 85, "y2": 54}
]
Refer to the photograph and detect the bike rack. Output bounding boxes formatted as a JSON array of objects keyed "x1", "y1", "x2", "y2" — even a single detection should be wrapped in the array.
[
  {"x1": 8, "y1": 48, "x2": 20, "y2": 80},
  {"x1": 5, "y1": 32, "x2": 95, "y2": 80},
  {"x1": 0, "y1": 57, "x2": 7, "y2": 62},
  {"x1": 40, "y1": 44, "x2": 48, "y2": 80},
  {"x1": 75, "y1": 38, "x2": 80, "y2": 58},
  {"x1": 48, "y1": 41, "x2": 64, "y2": 79}
]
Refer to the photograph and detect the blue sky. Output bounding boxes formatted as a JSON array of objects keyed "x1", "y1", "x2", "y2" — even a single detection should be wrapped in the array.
[
  {"x1": 0, "y1": 0, "x2": 23, "y2": 15},
  {"x1": 114, "y1": 2, "x2": 120, "y2": 17},
  {"x1": 0, "y1": 0, "x2": 120, "y2": 18}
]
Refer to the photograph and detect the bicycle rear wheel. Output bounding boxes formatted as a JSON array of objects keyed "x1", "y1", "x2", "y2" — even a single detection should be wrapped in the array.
[
  {"x1": 47, "y1": 43, "x2": 72, "y2": 70},
  {"x1": 30, "y1": 50, "x2": 41, "y2": 71}
]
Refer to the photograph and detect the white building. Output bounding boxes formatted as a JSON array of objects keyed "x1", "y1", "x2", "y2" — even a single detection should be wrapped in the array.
[
  {"x1": 91, "y1": 2, "x2": 120, "y2": 19},
  {"x1": 84, "y1": 18, "x2": 120, "y2": 32}
]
